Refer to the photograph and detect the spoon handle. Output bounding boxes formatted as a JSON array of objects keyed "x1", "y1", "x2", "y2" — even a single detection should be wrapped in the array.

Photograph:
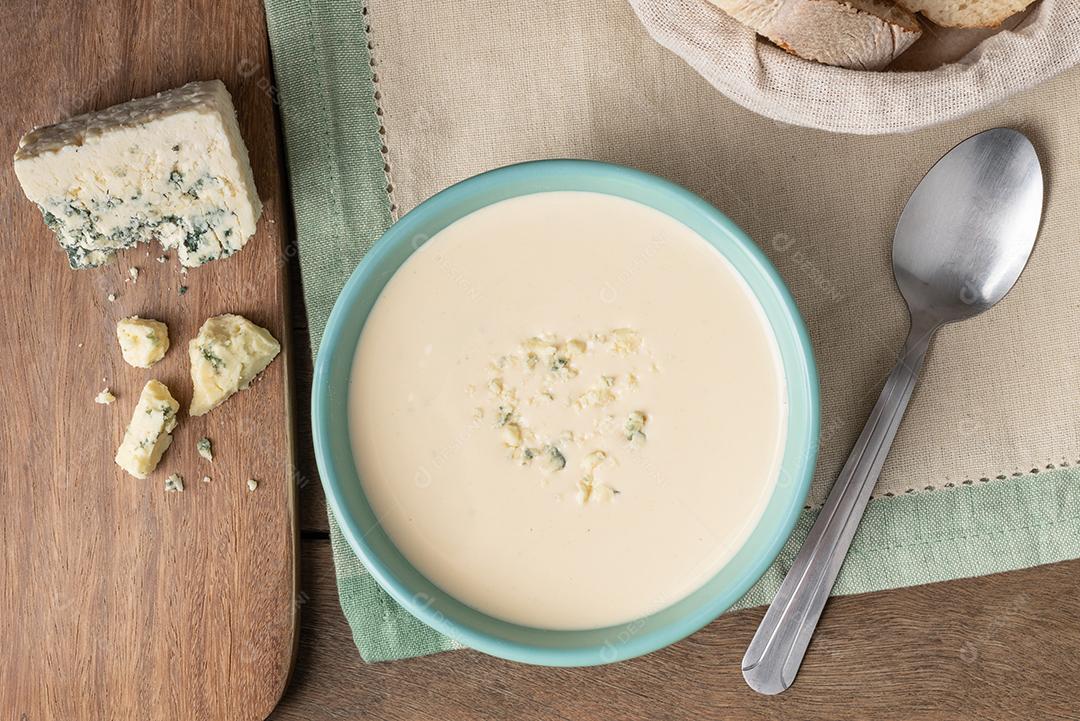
[{"x1": 742, "y1": 318, "x2": 937, "y2": 695}]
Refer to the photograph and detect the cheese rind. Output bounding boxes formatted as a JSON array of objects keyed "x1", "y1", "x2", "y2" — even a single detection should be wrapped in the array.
[
  {"x1": 116, "y1": 316, "x2": 170, "y2": 368},
  {"x1": 115, "y1": 380, "x2": 180, "y2": 479},
  {"x1": 13, "y1": 80, "x2": 261, "y2": 269},
  {"x1": 189, "y1": 314, "x2": 281, "y2": 416}
]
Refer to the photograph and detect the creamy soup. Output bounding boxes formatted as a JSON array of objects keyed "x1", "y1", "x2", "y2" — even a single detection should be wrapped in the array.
[{"x1": 348, "y1": 191, "x2": 787, "y2": 630}]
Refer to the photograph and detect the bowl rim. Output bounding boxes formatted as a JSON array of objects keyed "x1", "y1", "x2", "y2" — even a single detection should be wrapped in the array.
[{"x1": 313, "y1": 159, "x2": 819, "y2": 666}]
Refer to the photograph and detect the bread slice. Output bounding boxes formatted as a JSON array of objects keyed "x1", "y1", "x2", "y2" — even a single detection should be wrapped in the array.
[
  {"x1": 709, "y1": 0, "x2": 922, "y2": 70},
  {"x1": 894, "y1": 0, "x2": 1037, "y2": 27}
]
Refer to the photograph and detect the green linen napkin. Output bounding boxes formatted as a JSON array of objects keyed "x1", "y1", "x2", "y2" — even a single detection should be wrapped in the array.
[
  {"x1": 263, "y1": 0, "x2": 461, "y2": 660},
  {"x1": 263, "y1": 0, "x2": 1080, "y2": 663}
]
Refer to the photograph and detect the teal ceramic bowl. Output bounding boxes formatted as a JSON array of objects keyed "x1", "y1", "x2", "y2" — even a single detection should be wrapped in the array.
[{"x1": 313, "y1": 159, "x2": 819, "y2": 666}]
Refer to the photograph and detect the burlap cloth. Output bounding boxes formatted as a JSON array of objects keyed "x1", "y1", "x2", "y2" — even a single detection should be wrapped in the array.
[{"x1": 630, "y1": 0, "x2": 1080, "y2": 134}]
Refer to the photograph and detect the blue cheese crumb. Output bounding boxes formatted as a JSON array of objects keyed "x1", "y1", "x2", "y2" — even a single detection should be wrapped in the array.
[
  {"x1": 581, "y1": 450, "x2": 607, "y2": 472},
  {"x1": 94, "y1": 388, "x2": 116, "y2": 405},
  {"x1": 246, "y1": 478, "x2": 258, "y2": 492},
  {"x1": 196, "y1": 437, "x2": 213, "y2": 461},
  {"x1": 610, "y1": 328, "x2": 643, "y2": 355},
  {"x1": 625, "y1": 411, "x2": 647, "y2": 446},
  {"x1": 164, "y1": 473, "x2": 184, "y2": 492},
  {"x1": 540, "y1": 445, "x2": 566, "y2": 473},
  {"x1": 501, "y1": 424, "x2": 522, "y2": 447},
  {"x1": 481, "y1": 329, "x2": 651, "y2": 503},
  {"x1": 116, "y1": 316, "x2": 170, "y2": 368},
  {"x1": 114, "y1": 379, "x2": 178, "y2": 478}
]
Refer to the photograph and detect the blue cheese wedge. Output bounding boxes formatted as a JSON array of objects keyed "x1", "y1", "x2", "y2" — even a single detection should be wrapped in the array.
[
  {"x1": 116, "y1": 316, "x2": 170, "y2": 368},
  {"x1": 189, "y1": 314, "x2": 281, "y2": 416},
  {"x1": 13, "y1": 80, "x2": 261, "y2": 269},
  {"x1": 115, "y1": 380, "x2": 179, "y2": 479}
]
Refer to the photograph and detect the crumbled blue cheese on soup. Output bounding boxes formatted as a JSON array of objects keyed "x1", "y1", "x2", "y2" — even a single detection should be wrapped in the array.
[
  {"x1": 539, "y1": 445, "x2": 567, "y2": 473},
  {"x1": 576, "y1": 476, "x2": 616, "y2": 505},
  {"x1": 13, "y1": 80, "x2": 261, "y2": 269},
  {"x1": 478, "y1": 329, "x2": 655, "y2": 504},
  {"x1": 196, "y1": 437, "x2": 213, "y2": 462},
  {"x1": 609, "y1": 328, "x2": 643, "y2": 355},
  {"x1": 576, "y1": 450, "x2": 616, "y2": 505}
]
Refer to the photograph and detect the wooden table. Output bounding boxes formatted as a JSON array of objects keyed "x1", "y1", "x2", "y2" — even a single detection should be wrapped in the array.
[{"x1": 274, "y1": 296, "x2": 1080, "y2": 721}]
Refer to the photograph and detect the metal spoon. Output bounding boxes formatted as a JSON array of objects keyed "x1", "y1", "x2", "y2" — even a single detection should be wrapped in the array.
[{"x1": 742, "y1": 127, "x2": 1044, "y2": 695}]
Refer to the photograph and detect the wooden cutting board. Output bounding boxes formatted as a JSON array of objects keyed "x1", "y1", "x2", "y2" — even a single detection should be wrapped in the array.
[{"x1": 0, "y1": 1, "x2": 297, "y2": 719}]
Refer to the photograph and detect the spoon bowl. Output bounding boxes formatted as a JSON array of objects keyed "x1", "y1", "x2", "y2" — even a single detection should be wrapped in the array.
[
  {"x1": 893, "y1": 128, "x2": 1043, "y2": 324},
  {"x1": 743, "y1": 127, "x2": 1044, "y2": 695}
]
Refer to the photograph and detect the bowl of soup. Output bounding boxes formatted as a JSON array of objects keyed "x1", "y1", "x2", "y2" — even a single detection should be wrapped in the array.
[{"x1": 313, "y1": 159, "x2": 818, "y2": 665}]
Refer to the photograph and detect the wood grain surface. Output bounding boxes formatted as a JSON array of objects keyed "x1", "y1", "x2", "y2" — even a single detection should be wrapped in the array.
[{"x1": 0, "y1": 1, "x2": 297, "y2": 719}]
